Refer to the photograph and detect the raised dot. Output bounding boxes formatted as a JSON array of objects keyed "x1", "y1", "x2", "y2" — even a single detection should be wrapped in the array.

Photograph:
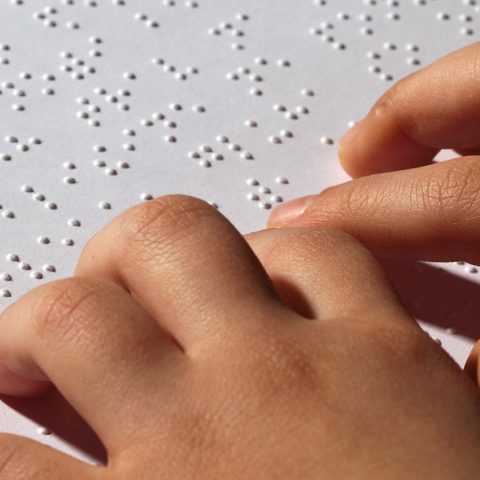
[
  {"x1": 2, "y1": 210, "x2": 15, "y2": 219},
  {"x1": 37, "y1": 236, "x2": 50, "y2": 244},
  {"x1": 275, "y1": 176, "x2": 289, "y2": 184},
  {"x1": 68, "y1": 219, "x2": 81, "y2": 227},
  {"x1": 6, "y1": 254, "x2": 19, "y2": 262},
  {"x1": 247, "y1": 193, "x2": 260, "y2": 201},
  {"x1": 18, "y1": 262, "x2": 31, "y2": 270},
  {"x1": 246, "y1": 178, "x2": 259, "y2": 186},
  {"x1": 42, "y1": 264, "x2": 56, "y2": 273},
  {"x1": 62, "y1": 238, "x2": 74, "y2": 246},
  {"x1": 99, "y1": 201, "x2": 111, "y2": 209},
  {"x1": 31, "y1": 271, "x2": 44, "y2": 280},
  {"x1": 0, "y1": 273, "x2": 12, "y2": 281},
  {"x1": 0, "y1": 289, "x2": 11, "y2": 298}
]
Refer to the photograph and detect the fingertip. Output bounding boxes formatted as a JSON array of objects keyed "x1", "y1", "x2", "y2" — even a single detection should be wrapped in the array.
[
  {"x1": 0, "y1": 363, "x2": 51, "y2": 398},
  {"x1": 268, "y1": 195, "x2": 316, "y2": 228}
]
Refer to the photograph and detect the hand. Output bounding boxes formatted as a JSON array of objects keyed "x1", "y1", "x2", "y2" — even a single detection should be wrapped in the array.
[
  {"x1": 269, "y1": 42, "x2": 480, "y2": 265},
  {"x1": 0, "y1": 195, "x2": 480, "y2": 479}
]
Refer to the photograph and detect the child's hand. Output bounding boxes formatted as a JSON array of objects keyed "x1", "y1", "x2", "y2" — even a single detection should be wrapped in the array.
[
  {"x1": 0, "y1": 195, "x2": 480, "y2": 479},
  {"x1": 269, "y1": 42, "x2": 480, "y2": 265}
]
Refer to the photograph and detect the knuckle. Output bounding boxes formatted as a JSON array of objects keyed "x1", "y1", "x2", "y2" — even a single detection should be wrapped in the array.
[
  {"x1": 263, "y1": 227, "x2": 374, "y2": 266},
  {"x1": 29, "y1": 277, "x2": 113, "y2": 345},
  {"x1": 118, "y1": 195, "x2": 217, "y2": 260}
]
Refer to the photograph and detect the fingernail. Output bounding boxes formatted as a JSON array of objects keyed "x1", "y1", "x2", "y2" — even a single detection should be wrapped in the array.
[{"x1": 268, "y1": 195, "x2": 315, "y2": 227}]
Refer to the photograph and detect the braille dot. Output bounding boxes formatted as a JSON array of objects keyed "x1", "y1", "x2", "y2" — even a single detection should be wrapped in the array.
[
  {"x1": 93, "y1": 159, "x2": 106, "y2": 167},
  {"x1": 276, "y1": 177, "x2": 289, "y2": 185},
  {"x1": 105, "y1": 168, "x2": 117, "y2": 176},
  {"x1": 271, "y1": 195, "x2": 283, "y2": 203},
  {"x1": 0, "y1": 273, "x2": 12, "y2": 281},
  {"x1": 18, "y1": 262, "x2": 31, "y2": 270},
  {"x1": 465, "y1": 265, "x2": 478, "y2": 274},
  {"x1": 140, "y1": 193, "x2": 154, "y2": 201},
  {"x1": 99, "y1": 201, "x2": 111, "y2": 209},
  {"x1": 62, "y1": 238, "x2": 74, "y2": 246},
  {"x1": 2, "y1": 210, "x2": 15, "y2": 219},
  {"x1": 20, "y1": 185, "x2": 33, "y2": 193},
  {"x1": 246, "y1": 178, "x2": 259, "y2": 186},
  {"x1": 117, "y1": 161, "x2": 130, "y2": 169},
  {"x1": 37, "y1": 236, "x2": 50, "y2": 244},
  {"x1": 245, "y1": 120, "x2": 257, "y2": 127},
  {"x1": 212, "y1": 153, "x2": 224, "y2": 161},
  {"x1": 198, "y1": 159, "x2": 211, "y2": 168},
  {"x1": 141, "y1": 119, "x2": 154, "y2": 127},
  {"x1": 247, "y1": 193, "x2": 260, "y2": 201},
  {"x1": 216, "y1": 135, "x2": 229, "y2": 143},
  {"x1": 241, "y1": 152, "x2": 254, "y2": 160},
  {"x1": 45, "y1": 202, "x2": 57, "y2": 209},
  {"x1": 68, "y1": 219, "x2": 81, "y2": 227},
  {"x1": 0, "y1": 289, "x2": 11, "y2": 298},
  {"x1": 320, "y1": 136, "x2": 334, "y2": 145},
  {"x1": 258, "y1": 186, "x2": 271, "y2": 194},
  {"x1": 192, "y1": 105, "x2": 206, "y2": 113},
  {"x1": 123, "y1": 144, "x2": 135, "y2": 151},
  {"x1": 277, "y1": 59, "x2": 291, "y2": 67},
  {"x1": 6, "y1": 254, "x2": 19, "y2": 262},
  {"x1": 33, "y1": 193, "x2": 45, "y2": 201},
  {"x1": 189, "y1": 151, "x2": 201, "y2": 159},
  {"x1": 123, "y1": 129, "x2": 136, "y2": 136},
  {"x1": 269, "y1": 136, "x2": 282, "y2": 144},
  {"x1": 280, "y1": 129, "x2": 293, "y2": 138},
  {"x1": 437, "y1": 12, "x2": 450, "y2": 21},
  {"x1": 31, "y1": 271, "x2": 43, "y2": 280},
  {"x1": 164, "y1": 135, "x2": 176, "y2": 143},
  {"x1": 28, "y1": 137, "x2": 42, "y2": 145},
  {"x1": 63, "y1": 176, "x2": 76, "y2": 184},
  {"x1": 17, "y1": 144, "x2": 29, "y2": 152},
  {"x1": 301, "y1": 89, "x2": 315, "y2": 96},
  {"x1": 94, "y1": 145, "x2": 106, "y2": 153},
  {"x1": 43, "y1": 264, "x2": 56, "y2": 273},
  {"x1": 259, "y1": 202, "x2": 272, "y2": 210},
  {"x1": 1, "y1": 154, "x2": 12, "y2": 161}
]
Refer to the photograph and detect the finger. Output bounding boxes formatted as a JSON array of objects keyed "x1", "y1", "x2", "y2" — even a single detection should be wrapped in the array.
[
  {"x1": 465, "y1": 341, "x2": 480, "y2": 386},
  {"x1": 0, "y1": 434, "x2": 101, "y2": 479},
  {"x1": 245, "y1": 228, "x2": 410, "y2": 324},
  {"x1": 0, "y1": 277, "x2": 184, "y2": 446},
  {"x1": 271, "y1": 156, "x2": 480, "y2": 264},
  {"x1": 75, "y1": 195, "x2": 280, "y2": 350},
  {"x1": 338, "y1": 42, "x2": 480, "y2": 177}
]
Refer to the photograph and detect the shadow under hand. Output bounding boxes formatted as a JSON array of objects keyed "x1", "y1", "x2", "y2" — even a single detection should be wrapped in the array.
[
  {"x1": 1, "y1": 388, "x2": 107, "y2": 465},
  {"x1": 380, "y1": 258, "x2": 480, "y2": 341}
]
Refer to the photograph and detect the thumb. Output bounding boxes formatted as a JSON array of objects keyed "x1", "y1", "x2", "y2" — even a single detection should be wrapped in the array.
[{"x1": 268, "y1": 156, "x2": 480, "y2": 264}]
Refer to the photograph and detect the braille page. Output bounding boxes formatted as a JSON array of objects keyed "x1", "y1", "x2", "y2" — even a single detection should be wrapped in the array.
[{"x1": 0, "y1": 0, "x2": 479, "y2": 464}]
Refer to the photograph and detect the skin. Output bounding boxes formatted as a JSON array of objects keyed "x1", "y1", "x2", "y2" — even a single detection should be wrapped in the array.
[
  {"x1": 269, "y1": 41, "x2": 480, "y2": 379},
  {"x1": 0, "y1": 195, "x2": 479, "y2": 479}
]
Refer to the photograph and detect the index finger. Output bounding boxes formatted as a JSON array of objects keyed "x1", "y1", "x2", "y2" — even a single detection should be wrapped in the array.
[{"x1": 340, "y1": 42, "x2": 480, "y2": 178}]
